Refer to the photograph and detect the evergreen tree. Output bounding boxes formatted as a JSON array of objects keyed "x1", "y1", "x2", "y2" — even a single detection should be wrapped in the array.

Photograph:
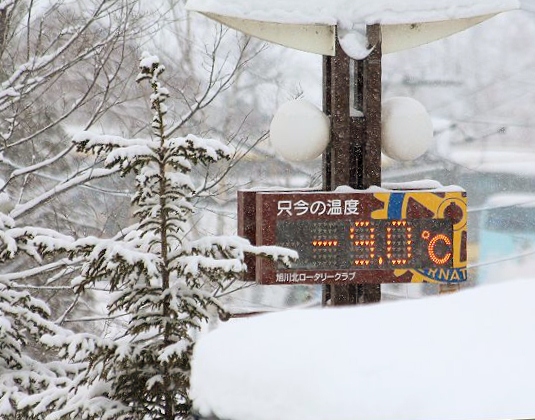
[
  {"x1": 0, "y1": 200, "x2": 83, "y2": 419},
  {"x1": 10, "y1": 52, "x2": 295, "y2": 419}
]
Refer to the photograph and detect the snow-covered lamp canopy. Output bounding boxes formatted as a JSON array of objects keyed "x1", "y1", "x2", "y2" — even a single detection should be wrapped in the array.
[{"x1": 186, "y1": 0, "x2": 519, "y2": 58}]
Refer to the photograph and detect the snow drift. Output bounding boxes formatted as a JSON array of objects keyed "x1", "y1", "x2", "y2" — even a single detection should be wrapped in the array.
[{"x1": 191, "y1": 279, "x2": 535, "y2": 420}]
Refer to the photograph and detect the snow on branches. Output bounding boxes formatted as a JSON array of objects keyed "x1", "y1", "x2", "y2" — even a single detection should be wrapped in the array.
[
  {"x1": 0, "y1": 281, "x2": 84, "y2": 419},
  {"x1": 23, "y1": 52, "x2": 295, "y2": 419},
  {"x1": 0, "y1": 47, "x2": 296, "y2": 418}
]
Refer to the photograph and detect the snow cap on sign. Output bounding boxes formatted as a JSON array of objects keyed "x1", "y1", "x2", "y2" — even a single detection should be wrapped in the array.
[
  {"x1": 186, "y1": 0, "x2": 519, "y2": 26},
  {"x1": 186, "y1": 0, "x2": 519, "y2": 57}
]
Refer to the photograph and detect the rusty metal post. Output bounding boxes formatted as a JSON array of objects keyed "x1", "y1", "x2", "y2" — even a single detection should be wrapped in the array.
[{"x1": 322, "y1": 25, "x2": 382, "y2": 306}]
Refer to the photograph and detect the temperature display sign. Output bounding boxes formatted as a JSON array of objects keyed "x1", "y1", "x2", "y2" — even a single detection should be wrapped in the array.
[
  {"x1": 277, "y1": 219, "x2": 453, "y2": 270},
  {"x1": 238, "y1": 188, "x2": 467, "y2": 285}
]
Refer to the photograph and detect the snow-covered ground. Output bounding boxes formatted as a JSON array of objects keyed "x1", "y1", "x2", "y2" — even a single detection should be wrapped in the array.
[{"x1": 191, "y1": 280, "x2": 535, "y2": 420}]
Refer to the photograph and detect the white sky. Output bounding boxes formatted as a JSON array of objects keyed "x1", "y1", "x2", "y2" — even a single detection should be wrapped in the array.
[{"x1": 191, "y1": 279, "x2": 535, "y2": 420}]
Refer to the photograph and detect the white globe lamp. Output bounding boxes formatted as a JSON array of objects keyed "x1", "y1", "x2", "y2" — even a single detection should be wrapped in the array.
[
  {"x1": 270, "y1": 99, "x2": 330, "y2": 162},
  {"x1": 381, "y1": 97, "x2": 433, "y2": 161}
]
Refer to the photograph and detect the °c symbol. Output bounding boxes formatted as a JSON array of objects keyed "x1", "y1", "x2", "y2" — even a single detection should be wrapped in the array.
[{"x1": 427, "y1": 234, "x2": 452, "y2": 265}]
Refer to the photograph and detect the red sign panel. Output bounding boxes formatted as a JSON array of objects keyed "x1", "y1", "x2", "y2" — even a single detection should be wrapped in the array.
[{"x1": 238, "y1": 189, "x2": 467, "y2": 285}]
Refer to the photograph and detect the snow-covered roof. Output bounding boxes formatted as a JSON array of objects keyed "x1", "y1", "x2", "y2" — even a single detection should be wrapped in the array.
[
  {"x1": 186, "y1": 0, "x2": 519, "y2": 57},
  {"x1": 191, "y1": 279, "x2": 535, "y2": 420},
  {"x1": 450, "y1": 149, "x2": 535, "y2": 177},
  {"x1": 482, "y1": 192, "x2": 535, "y2": 209}
]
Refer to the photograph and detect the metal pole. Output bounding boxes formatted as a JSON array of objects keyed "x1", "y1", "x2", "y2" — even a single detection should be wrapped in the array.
[{"x1": 322, "y1": 25, "x2": 382, "y2": 306}]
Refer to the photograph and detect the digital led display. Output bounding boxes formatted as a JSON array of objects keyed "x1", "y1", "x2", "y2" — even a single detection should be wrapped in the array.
[
  {"x1": 276, "y1": 219, "x2": 453, "y2": 270},
  {"x1": 237, "y1": 188, "x2": 467, "y2": 285}
]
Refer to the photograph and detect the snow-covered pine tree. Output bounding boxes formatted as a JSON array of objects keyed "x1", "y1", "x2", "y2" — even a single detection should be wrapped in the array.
[
  {"x1": 27, "y1": 52, "x2": 296, "y2": 419},
  {"x1": 0, "y1": 201, "x2": 85, "y2": 419}
]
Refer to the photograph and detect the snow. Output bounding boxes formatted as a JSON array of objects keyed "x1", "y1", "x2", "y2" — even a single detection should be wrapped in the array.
[
  {"x1": 477, "y1": 192, "x2": 535, "y2": 210},
  {"x1": 334, "y1": 180, "x2": 463, "y2": 192},
  {"x1": 187, "y1": 0, "x2": 518, "y2": 26},
  {"x1": 449, "y1": 150, "x2": 535, "y2": 176},
  {"x1": 190, "y1": 279, "x2": 535, "y2": 420},
  {"x1": 186, "y1": 0, "x2": 519, "y2": 57}
]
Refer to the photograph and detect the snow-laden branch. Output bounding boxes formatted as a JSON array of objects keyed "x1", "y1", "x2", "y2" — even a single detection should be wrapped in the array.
[
  {"x1": 10, "y1": 167, "x2": 118, "y2": 219},
  {"x1": 167, "y1": 133, "x2": 234, "y2": 162},
  {"x1": 0, "y1": 258, "x2": 77, "y2": 283},
  {"x1": 72, "y1": 132, "x2": 154, "y2": 150},
  {"x1": 73, "y1": 235, "x2": 162, "y2": 283},
  {"x1": 0, "y1": 0, "x2": 120, "y2": 100},
  {"x1": 1, "y1": 145, "x2": 75, "y2": 185},
  {"x1": 184, "y1": 235, "x2": 298, "y2": 264}
]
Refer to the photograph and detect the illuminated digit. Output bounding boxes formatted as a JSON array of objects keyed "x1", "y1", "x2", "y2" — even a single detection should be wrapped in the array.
[
  {"x1": 428, "y1": 234, "x2": 452, "y2": 265},
  {"x1": 352, "y1": 221, "x2": 375, "y2": 266},
  {"x1": 386, "y1": 220, "x2": 412, "y2": 266},
  {"x1": 312, "y1": 240, "x2": 338, "y2": 248}
]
